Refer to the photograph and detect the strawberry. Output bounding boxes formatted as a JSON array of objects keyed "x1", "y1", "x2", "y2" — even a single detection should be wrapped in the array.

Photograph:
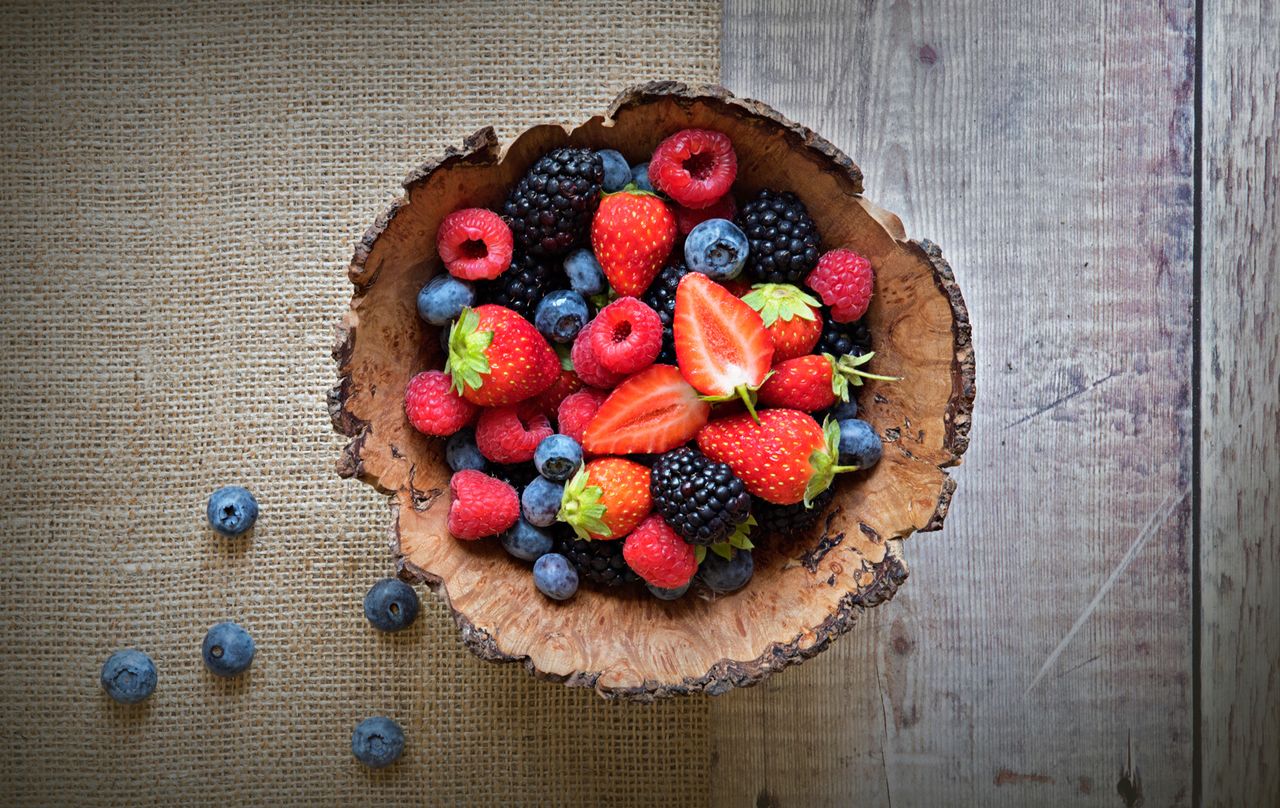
[
  {"x1": 445, "y1": 305, "x2": 560, "y2": 407},
  {"x1": 740, "y1": 283, "x2": 823, "y2": 361},
  {"x1": 582, "y1": 364, "x2": 710, "y2": 455},
  {"x1": 557, "y1": 457, "x2": 651, "y2": 540},
  {"x1": 757, "y1": 352, "x2": 899, "y2": 411},
  {"x1": 672, "y1": 272, "x2": 774, "y2": 417},
  {"x1": 697, "y1": 409, "x2": 856, "y2": 505},
  {"x1": 590, "y1": 190, "x2": 676, "y2": 297},
  {"x1": 623, "y1": 515, "x2": 698, "y2": 589},
  {"x1": 526, "y1": 359, "x2": 581, "y2": 419}
]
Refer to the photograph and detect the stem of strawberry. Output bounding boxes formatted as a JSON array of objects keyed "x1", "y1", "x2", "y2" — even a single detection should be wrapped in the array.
[{"x1": 736, "y1": 384, "x2": 761, "y2": 422}]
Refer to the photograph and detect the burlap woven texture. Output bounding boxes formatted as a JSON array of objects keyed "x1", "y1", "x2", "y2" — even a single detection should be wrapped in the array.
[{"x1": 0, "y1": 1, "x2": 719, "y2": 804}]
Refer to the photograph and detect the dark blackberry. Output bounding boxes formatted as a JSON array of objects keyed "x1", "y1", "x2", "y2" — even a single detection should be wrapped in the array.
[
  {"x1": 503, "y1": 148, "x2": 604, "y2": 257},
  {"x1": 491, "y1": 462, "x2": 539, "y2": 492},
  {"x1": 641, "y1": 263, "x2": 690, "y2": 364},
  {"x1": 735, "y1": 189, "x2": 822, "y2": 284},
  {"x1": 816, "y1": 317, "x2": 872, "y2": 358},
  {"x1": 556, "y1": 534, "x2": 639, "y2": 588},
  {"x1": 752, "y1": 486, "x2": 836, "y2": 539},
  {"x1": 477, "y1": 251, "x2": 560, "y2": 319},
  {"x1": 650, "y1": 447, "x2": 752, "y2": 545}
]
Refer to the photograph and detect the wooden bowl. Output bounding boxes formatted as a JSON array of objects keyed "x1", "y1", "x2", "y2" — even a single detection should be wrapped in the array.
[{"x1": 330, "y1": 82, "x2": 974, "y2": 699}]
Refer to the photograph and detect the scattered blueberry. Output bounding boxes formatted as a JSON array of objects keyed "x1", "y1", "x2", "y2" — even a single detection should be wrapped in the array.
[
  {"x1": 534, "y1": 434, "x2": 583, "y2": 481},
  {"x1": 533, "y1": 553, "x2": 579, "y2": 600},
  {"x1": 416, "y1": 274, "x2": 474, "y2": 326},
  {"x1": 445, "y1": 428, "x2": 486, "y2": 473},
  {"x1": 597, "y1": 149, "x2": 631, "y2": 192},
  {"x1": 500, "y1": 517, "x2": 555, "y2": 561},
  {"x1": 352, "y1": 716, "x2": 405, "y2": 769},
  {"x1": 201, "y1": 622, "x2": 255, "y2": 677},
  {"x1": 100, "y1": 649, "x2": 157, "y2": 704},
  {"x1": 207, "y1": 485, "x2": 258, "y2": 537},
  {"x1": 363, "y1": 578, "x2": 420, "y2": 632},
  {"x1": 684, "y1": 218, "x2": 749, "y2": 280},
  {"x1": 829, "y1": 398, "x2": 858, "y2": 421},
  {"x1": 836, "y1": 418, "x2": 883, "y2": 468},
  {"x1": 700, "y1": 549, "x2": 754, "y2": 593},
  {"x1": 631, "y1": 162, "x2": 655, "y2": 192},
  {"x1": 521, "y1": 476, "x2": 565, "y2": 528},
  {"x1": 563, "y1": 248, "x2": 606, "y2": 297},
  {"x1": 647, "y1": 581, "x2": 690, "y2": 600},
  {"x1": 534, "y1": 289, "x2": 590, "y2": 343}
]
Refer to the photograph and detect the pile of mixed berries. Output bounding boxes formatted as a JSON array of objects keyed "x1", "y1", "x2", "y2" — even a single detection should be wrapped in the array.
[{"x1": 407, "y1": 129, "x2": 894, "y2": 602}]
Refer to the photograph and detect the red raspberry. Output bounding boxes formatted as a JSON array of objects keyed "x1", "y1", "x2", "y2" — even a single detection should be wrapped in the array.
[
  {"x1": 404, "y1": 370, "x2": 477, "y2": 436},
  {"x1": 436, "y1": 208, "x2": 514, "y2": 281},
  {"x1": 447, "y1": 470, "x2": 518, "y2": 540},
  {"x1": 557, "y1": 388, "x2": 610, "y2": 444},
  {"x1": 622, "y1": 514, "x2": 697, "y2": 589},
  {"x1": 805, "y1": 249, "x2": 875, "y2": 322},
  {"x1": 673, "y1": 194, "x2": 737, "y2": 236},
  {"x1": 649, "y1": 129, "x2": 737, "y2": 210},
  {"x1": 526, "y1": 366, "x2": 582, "y2": 419},
  {"x1": 474, "y1": 403, "x2": 553, "y2": 464},
  {"x1": 570, "y1": 319, "x2": 625, "y2": 389},
  {"x1": 588, "y1": 297, "x2": 662, "y2": 375}
]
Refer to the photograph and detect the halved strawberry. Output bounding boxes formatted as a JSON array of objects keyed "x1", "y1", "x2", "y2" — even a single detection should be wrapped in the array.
[
  {"x1": 582, "y1": 364, "x2": 710, "y2": 455},
  {"x1": 673, "y1": 273, "x2": 774, "y2": 418}
]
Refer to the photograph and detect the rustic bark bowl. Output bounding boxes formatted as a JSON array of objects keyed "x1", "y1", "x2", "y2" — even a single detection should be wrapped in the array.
[{"x1": 330, "y1": 82, "x2": 974, "y2": 699}]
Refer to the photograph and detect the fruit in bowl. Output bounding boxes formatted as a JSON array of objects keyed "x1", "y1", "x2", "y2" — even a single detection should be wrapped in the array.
[{"x1": 331, "y1": 82, "x2": 974, "y2": 699}]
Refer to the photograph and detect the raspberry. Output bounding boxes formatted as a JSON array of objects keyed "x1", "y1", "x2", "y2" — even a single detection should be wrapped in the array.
[
  {"x1": 475, "y1": 403, "x2": 553, "y2": 464},
  {"x1": 588, "y1": 297, "x2": 662, "y2": 375},
  {"x1": 649, "y1": 129, "x2": 738, "y2": 209},
  {"x1": 556, "y1": 388, "x2": 609, "y2": 444},
  {"x1": 570, "y1": 319, "x2": 625, "y2": 388},
  {"x1": 673, "y1": 194, "x2": 737, "y2": 236},
  {"x1": 404, "y1": 370, "x2": 477, "y2": 436},
  {"x1": 806, "y1": 249, "x2": 874, "y2": 322},
  {"x1": 436, "y1": 208, "x2": 514, "y2": 281},
  {"x1": 622, "y1": 514, "x2": 698, "y2": 589},
  {"x1": 447, "y1": 470, "x2": 519, "y2": 540}
]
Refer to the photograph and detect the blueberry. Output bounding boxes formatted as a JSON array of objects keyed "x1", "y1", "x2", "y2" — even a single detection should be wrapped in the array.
[
  {"x1": 700, "y1": 549, "x2": 754, "y2": 593},
  {"x1": 201, "y1": 622, "x2": 255, "y2": 677},
  {"x1": 534, "y1": 434, "x2": 583, "y2": 482},
  {"x1": 416, "y1": 275, "x2": 474, "y2": 326},
  {"x1": 207, "y1": 485, "x2": 258, "y2": 537},
  {"x1": 684, "y1": 219, "x2": 750, "y2": 280},
  {"x1": 445, "y1": 428, "x2": 486, "y2": 472},
  {"x1": 597, "y1": 149, "x2": 631, "y2": 192},
  {"x1": 533, "y1": 553, "x2": 579, "y2": 600},
  {"x1": 647, "y1": 581, "x2": 690, "y2": 600},
  {"x1": 631, "y1": 162, "x2": 655, "y2": 192},
  {"x1": 100, "y1": 649, "x2": 157, "y2": 704},
  {"x1": 829, "y1": 399, "x2": 858, "y2": 421},
  {"x1": 521, "y1": 476, "x2": 565, "y2": 528},
  {"x1": 352, "y1": 716, "x2": 405, "y2": 769},
  {"x1": 836, "y1": 418, "x2": 883, "y2": 468},
  {"x1": 534, "y1": 289, "x2": 589, "y2": 343},
  {"x1": 500, "y1": 517, "x2": 555, "y2": 561},
  {"x1": 563, "y1": 248, "x2": 606, "y2": 297},
  {"x1": 363, "y1": 578, "x2": 420, "y2": 632}
]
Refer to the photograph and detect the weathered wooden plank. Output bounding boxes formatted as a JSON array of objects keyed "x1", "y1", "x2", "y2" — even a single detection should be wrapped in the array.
[
  {"x1": 715, "y1": 2, "x2": 1196, "y2": 806},
  {"x1": 1200, "y1": 1, "x2": 1280, "y2": 805}
]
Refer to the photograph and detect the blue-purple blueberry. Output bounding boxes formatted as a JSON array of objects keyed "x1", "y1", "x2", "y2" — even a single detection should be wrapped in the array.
[
  {"x1": 534, "y1": 289, "x2": 589, "y2": 343},
  {"x1": 534, "y1": 434, "x2": 583, "y2": 481},
  {"x1": 207, "y1": 485, "x2": 258, "y2": 537},
  {"x1": 631, "y1": 162, "x2": 655, "y2": 192},
  {"x1": 201, "y1": 622, "x2": 255, "y2": 677},
  {"x1": 563, "y1": 249, "x2": 606, "y2": 297},
  {"x1": 352, "y1": 716, "x2": 404, "y2": 768},
  {"x1": 500, "y1": 518, "x2": 554, "y2": 561},
  {"x1": 533, "y1": 553, "x2": 578, "y2": 600},
  {"x1": 700, "y1": 549, "x2": 754, "y2": 593},
  {"x1": 100, "y1": 649, "x2": 157, "y2": 704},
  {"x1": 684, "y1": 218, "x2": 749, "y2": 280},
  {"x1": 647, "y1": 581, "x2": 690, "y2": 600},
  {"x1": 445, "y1": 428, "x2": 486, "y2": 473},
  {"x1": 829, "y1": 398, "x2": 858, "y2": 421},
  {"x1": 597, "y1": 149, "x2": 631, "y2": 192},
  {"x1": 836, "y1": 418, "x2": 882, "y2": 469},
  {"x1": 521, "y1": 476, "x2": 564, "y2": 528},
  {"x1": 363, "y1": 578, "x2": 420, "y2": 632},
  {"x1": 416, "y1": 275, "x2": 474, "y2": 326}
]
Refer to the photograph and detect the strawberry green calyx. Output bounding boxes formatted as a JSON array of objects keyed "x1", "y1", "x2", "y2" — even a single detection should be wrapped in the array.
[
  {"x1": 703, "y1": 514, "x2": 758, "y2": 562},
  {"x1": 825, "y1": 351, "x2": 901, "y2": 401},
  {"x1": 700, "y1": 380, "x2": 768, "y2": 422},
  {"x1": 555, "y1": 343, "x2": 574, "y2": 371},
  {"x1": 741, "y1": 284, "x2": 821, "y2": 327},
  {"x1": 557, "y1": 466, "x2": 610, "y2": 539},
  {"x1": 444, "y1": 308, "x2": 494, "y2": 395},
  {"x1": 804, "y1": 418, "x2": 859, "y2": 506},
  {"x1": 606, "y1": 186, "x2": 661, "y2": 201}
]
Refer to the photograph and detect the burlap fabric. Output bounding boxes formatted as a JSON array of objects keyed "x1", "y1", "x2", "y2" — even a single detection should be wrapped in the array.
[{"x1": 0, "y1": 1, "x2": 719, "y2": 803}]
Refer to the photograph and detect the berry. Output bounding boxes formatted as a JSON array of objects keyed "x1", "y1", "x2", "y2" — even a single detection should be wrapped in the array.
[
  {"x1": 623, "y1": 514, "x2": 698, "y2": 589},
  {"x1": 447, "y1": 470, "x2": 519, "y2": 539},
  {"x1": 570, "y1": 318, "x2": 626, "y2": 388},
  {"x1": 100, "y1": 649, "x2": 156, "y2": 704},
  {"x1": 476, "y1": 250, "x2": 561, "y2": 320},
  {"x1": 201, "y1": 622, "x2": 255, "y2": 678},
  {"x1": 591, "y1": 190, "x2": 677, "y2": 297},
  {"x1": 475, "y1": 403, "x2": 553, "y2": 464},
  {"x1": 806, "y1": 248, "x2": 874, "y2": 322},
  {"x1": 351, "y1": 717, "x2": 404, "y2": 769},
  {"x1": 557, "y1": 387, "x2": 610, "y2": 444},
  {"x1": 521, "y1": 476, "x2": 565, "y2": 527},
  {"x1": 756, "y1": 354, "x2": 839, "y2": 412},
  {"x1": 500, "y1": 518, "x2": 555, "y2": 561},
  {"x1": 534, "y1": 289, "x2": 589, "y2": 343},
  {"x1": 753, "y1": 485, "x2": 835, "y2": 538},
  {"x1": 503, "y1": 147, "x2": 604, "y2": 256},
  {"x1": 700, "y1": 548, "x2": 754, "y2": 593},
  {"x1": 649, "y1": 129, "x2": 737, "y2": 209},
  {"x1": 647, "y1": 581, "x2": 690, "y2": 600},
  {"x1": 445, "y1": 427, "x2": 486, "y2": 472},
  {"x1": 416, "y1": 274, "x2": 475, "y2": 325},
  {"x1": 563, "y1": 248, "x2": 606, "y2": 297},
  {"x1": 829, "y1": 398, "x2": 858, "y2": 421},
  {"x1": 207, "y1": 485, "x2": 258, "y2": 537},
  {"x1": 436, "y1": 208, "x2": 513, "y2": 280},
  {"x1": 684, "y1": 218, "x2": 749, "y2": 280},
  {"x1": 673, "y1": 272, "x2": 774, "y2": 415},
  {"x1": 532, "y1": 553, "x2": 579, "y2": 600},
  {"x1": 588, "y1": 297, "x2": 663, "y2": 375},
  {"x1": 405, "y1": 370, "x2": 478, "y2": 436},
  {"x1": 526, "y1": 364, "x2": 582, "y2": 419},
  {"x1": 674, "y1": 194, "x2": 737, "y2": 236},
  {"x1": 534, "y1": 434, "x2": 583, "y2": 481},
  {"x1": 558, "y1": 458, "x2": 651, "y2": 540},
  {"x1": 816, "y1": 317, "x2": 871, "y2": 358},
  {"x1": 446, "y1": 305, "x2": 560, "y2": 407},
  {"x1": 641, "y1": 262, "x2": 690, "y2": 364},
  {"x1": 741, "y1": 283, "x2": 823, "y2": 361},
  {"x1": 836, "y1": 418, "x2": 883, "y2": 468},
  {"x1": 490, "y1": 462, "x2": 539, "y2": 491},
  {"x1": 630, "y1": 162, "x2": 655, "y2": 192},
  {"x1": 582, "y1": 364, "x2": 710, "y2": 455},
  {"x1": 649, "y1": 447, "x2": 751, "y2": 545},
  {"x1": 556, "y1": 533, "x2": 639, "y2": 587},
  {"x1": 698, "y1": 409, "x2": 854, "y2": 505},
  {"x1": 596, "y1": 148, "x2": 631, "y2": 192},
  {"x1": 363, "y1": 578, "x2": 420, "y2": 632},
  {"x1": 736, "y1": 189, "x2": 821, "y2": 284}
]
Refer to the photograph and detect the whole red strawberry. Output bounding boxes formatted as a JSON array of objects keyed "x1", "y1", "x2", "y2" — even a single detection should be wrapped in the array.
[
  {"x1": 404, "y1": 370, "x2": 477, "y2": 436},
  {"x1": 591, "y1": 190, "x2": 676, "y2": 297},
  {"x1": 740, "y1": 283, "x2": 823, "y2": 361},
  {"x1": 446, "y1": 305, "x2": 560, "y2": 407},
  {"x1": 806, "y1": 248, "x2": 874, "y2": 322},
  {"x1": 525, "y1": 362, "x2": 581, "y2": 419},
  {"x1": 558, "y1": 458, "x2": 651, "y2": 540},
  {"x1": 623, "y1": 514, "x2": 698, "y2": 589},
  {"x1": 697, "y1": 409, "x2": 855, "y2": 505},
  {"x1": 582, "y1": 364, "x2": 710, "y2": 455},
  {"x1": 649, "y1": 129, "x2": 738, "y2": 209},
  {"x1": 673, "y1": 272, "x2": 774, "y2": 417},
  {"x1": 447, "y1": 469, "x2": 519, "y2": 540},
  {"x1": 757, "y1": 352, "x2": 899, "y2": 412}
]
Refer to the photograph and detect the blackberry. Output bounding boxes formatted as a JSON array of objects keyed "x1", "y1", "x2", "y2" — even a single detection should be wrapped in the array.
[
  {"x1": 650, "y1": 447, "x2": 752, "y2": 545},
  {"x1": 735, "y1": 189, "x2": 822, "y2": 284},
  {"x1": 816, "y1": 317, "x2": 872, "y2": 358},
  {"x1": 641, "y1": 263, "x2": 690, "y2": 364},
  {"x1": 491, "y1": 462, "x2": 539, "y2": 492},
  {"x1": 478, "y1": 251, "x2": 560, "y2": 319},
  {"x1": 752, "y1": 486, "x2": 836, "y2": 538},
  {"x1": 503, "y1": 148, "x2": 604, "y2": 257},
  {"x1": 556, "y1": 533, "x2": 639, "y2": 588}
]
